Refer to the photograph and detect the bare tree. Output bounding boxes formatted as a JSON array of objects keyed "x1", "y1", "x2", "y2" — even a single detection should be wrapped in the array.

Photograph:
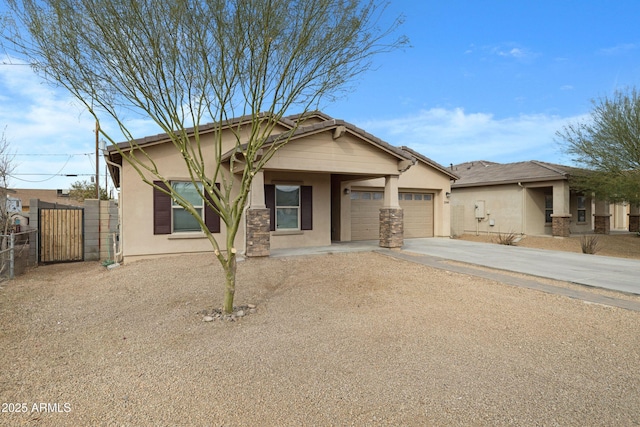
[
  {"x1": 0, "y1": 128, "x2": 17, "y2": 280},
  {"x1": 2, "y1": 0, "x2": 408, "y2": 313},
  {"x1": 0, "y1": 128, "x2": 16, "y2": 235}
]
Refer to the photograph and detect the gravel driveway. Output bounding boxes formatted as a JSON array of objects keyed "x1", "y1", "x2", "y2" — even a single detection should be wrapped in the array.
[{"x1": 1, "y1": 251, "x2": 639, "y2": 426}]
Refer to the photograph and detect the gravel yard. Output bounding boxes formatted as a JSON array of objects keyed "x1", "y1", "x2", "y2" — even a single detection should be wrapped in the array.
[{"x1": 1, "y1": 249, "x2": 639, "y2": 426}]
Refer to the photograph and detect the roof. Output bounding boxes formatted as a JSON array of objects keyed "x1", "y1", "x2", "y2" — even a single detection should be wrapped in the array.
[
  {"x1": 220, "y1": 116, "x2": 414, "y2": 163},
  {"x1": 106, "y1": 111, "x2": 455, "y2": 185},
  {"x1": 400, "y1": 146, "x2": 459, "y2": 180},
  {"x1": 10, "y1": 189, "x2": 84, "y2": 208},
  {"x1": 451, "y1": 160, "x2": 582, "y2": 188}
]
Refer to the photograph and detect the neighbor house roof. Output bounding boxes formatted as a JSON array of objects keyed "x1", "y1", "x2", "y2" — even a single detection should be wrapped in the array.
[
  {"x1": 10, "y1": 189, "x2": 84, "y2": 209},
  {"x1": 451, "y1": 160, "x2": 582, "y2": 188}
]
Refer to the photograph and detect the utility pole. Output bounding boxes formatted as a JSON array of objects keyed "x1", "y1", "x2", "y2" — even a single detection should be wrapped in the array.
[
  {"x1": 95, "y1": 120, "x2": 101, "y2": 260},
  {"x1": 95, "y1": 121, "x2": 100, "y2": 200}
]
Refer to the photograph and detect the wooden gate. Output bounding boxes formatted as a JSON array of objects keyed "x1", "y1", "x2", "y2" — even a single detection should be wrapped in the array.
[{"x1": 38, "y1": 207, "x2": 84, "y2": 263}]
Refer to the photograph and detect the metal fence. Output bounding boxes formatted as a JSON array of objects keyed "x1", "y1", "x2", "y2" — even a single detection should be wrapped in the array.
[{"x1": 0, "y1": 229, "x2": 38, "y2": 281}]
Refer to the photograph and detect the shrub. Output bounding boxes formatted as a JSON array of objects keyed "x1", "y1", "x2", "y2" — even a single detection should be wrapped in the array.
[
  {"x1": 495, "y1": 231, "x2": 519, "y2": 246},
  {"x1": 580, "y1": 235, "x2": 600, "y2": 254}
]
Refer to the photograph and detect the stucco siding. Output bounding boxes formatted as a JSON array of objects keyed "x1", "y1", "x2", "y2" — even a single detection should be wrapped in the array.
[
  {"x1": 451, "y1": 184, "x2": 525, "y2": 235},
  {"x1": 119, "y1": 132, "x2": 245, "y2": 259},
  {"x1": 265, "y1": 132, "x2": 401, "y2": 175},
  {"x1": 265, "y1": 172, "x2": 332, "y2": 249}
]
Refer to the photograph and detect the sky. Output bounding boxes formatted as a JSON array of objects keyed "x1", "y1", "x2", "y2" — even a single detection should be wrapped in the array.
[{"x1": 1, "y1": 0, "x2": 640, "y2": 190}]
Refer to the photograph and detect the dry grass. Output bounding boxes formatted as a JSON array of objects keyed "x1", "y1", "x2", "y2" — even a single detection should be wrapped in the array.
[
  {"x1": 458, "y1": 233, "x2": 640, "y2": 260},
  {"x1": 494, "y1": 231, "x2": 519, "y2": 246}
]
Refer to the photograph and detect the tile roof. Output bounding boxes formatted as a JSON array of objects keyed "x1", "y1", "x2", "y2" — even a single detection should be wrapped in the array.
[
  {"x1": 221, "y1": 116, "x2": 414, "y2": 162},
  {"x1": 451, "y1": 160, "x2": 582, "y2": 188},
  {"x1": 106, "y1": 111, "x2": 455, "y2": 184}
]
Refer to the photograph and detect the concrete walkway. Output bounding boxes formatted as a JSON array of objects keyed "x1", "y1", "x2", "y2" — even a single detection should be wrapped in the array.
[{"x1": 271, "y1": 237, "x2": 640, "y2": 296}]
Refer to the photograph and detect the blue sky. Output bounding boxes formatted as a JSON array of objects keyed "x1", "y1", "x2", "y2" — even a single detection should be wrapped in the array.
[{"x1": 2, "y1": 0, "x2": 640, "y2": 190}]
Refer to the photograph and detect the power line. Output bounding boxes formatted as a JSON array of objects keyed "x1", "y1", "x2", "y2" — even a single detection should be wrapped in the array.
[
  {"x1": 10, "y1": 173, "x2": 94, "y2": 176},
  {"x1": 12, "y1": 152, "x2": 94, "y2": 157}
]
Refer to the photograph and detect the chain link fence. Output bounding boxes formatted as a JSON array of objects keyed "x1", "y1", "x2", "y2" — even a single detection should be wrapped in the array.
[{"x1": 0, "y1": 229, "x2": 38, "y2": 281}]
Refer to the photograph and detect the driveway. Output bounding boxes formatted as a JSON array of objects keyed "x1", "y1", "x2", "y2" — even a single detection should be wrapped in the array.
[
  {"x1": 403, "y1": 238, "x2": 640, "y2": 295},
  {"x1": 272, "y1": 238, "x2": 640, "y2": 295}
]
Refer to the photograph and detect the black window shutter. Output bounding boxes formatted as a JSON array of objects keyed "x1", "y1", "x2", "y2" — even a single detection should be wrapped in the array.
[
  {"x1": 153, "y1": 181, "x2": 171, "y2": 235},
  {"x1": 264, "y1": 184, "x2": 275, "y2": 231},
  {"x1": 204, "y1": 183, "x2": 221, "y2": 233},
  {"x1": 301, "y1": 185, "x2": 313, "y2": 230}
]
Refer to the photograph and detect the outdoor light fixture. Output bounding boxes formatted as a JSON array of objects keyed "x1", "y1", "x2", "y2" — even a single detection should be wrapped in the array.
[{"x1": 344, "y1": 188, "x2": 351, "y2": 194}]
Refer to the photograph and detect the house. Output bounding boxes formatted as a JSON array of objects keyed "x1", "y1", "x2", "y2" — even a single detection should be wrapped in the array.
[
  {"x1": 11, "y1": 188, "x2": 84, "y2": 212},
  {"x1": 449, "y1": 160, "x2": 630, "y2": 237},
  {"x1": 105, "y1": 111, "x2": 458, "y2": 261},
  {"x1": 6, "y1": 188, "x2": 83, "y2": 230}
]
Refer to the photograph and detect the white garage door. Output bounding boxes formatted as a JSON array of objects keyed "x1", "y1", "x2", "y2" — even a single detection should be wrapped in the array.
[{"x1": 350, "y1": 191, "x2": 434, "y2": 240}]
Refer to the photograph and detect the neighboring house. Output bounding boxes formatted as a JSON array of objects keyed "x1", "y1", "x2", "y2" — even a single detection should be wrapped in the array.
[
  {"x1": 8, "y1": 188, "x2": 84, "y2": 229},
  {"x1": 106, "y1": 111, "x2": 458, "y2": 261},
  {"x1": 449, "y1": 160, "x2": 629, "y2": 237}
]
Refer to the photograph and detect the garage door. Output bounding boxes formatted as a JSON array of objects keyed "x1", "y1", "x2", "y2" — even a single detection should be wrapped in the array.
[
  {"x1": 399, "y1": 193, "x2": 434, "y2": 238},
  {"x1": 350, "y1": 191, "x2": 434, "y2": 240}
]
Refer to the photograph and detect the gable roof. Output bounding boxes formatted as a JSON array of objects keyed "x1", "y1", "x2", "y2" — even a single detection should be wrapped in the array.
[
  {"x1": 400, "y1": 146, "x2": 459, "y2": 180},
  {"x1": 451, "y1": 160, "x2": 581, "y2": 188},
  {"x1": 221, "y1": 116, "x2": 414, "y2": 163},
  {"x1": 106, "y1": 111, "x2": 455, "y2": 186}
]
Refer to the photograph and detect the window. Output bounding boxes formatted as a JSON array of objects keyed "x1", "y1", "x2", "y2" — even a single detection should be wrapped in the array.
[
  {"x1": 265, "y1": 184, "x2": 313, "y2": 231},
  {"x1": 404, "y1": 193, "x2": 413, "y2": 200},
  {"x1": 153, "y1": 180, "x2": 220, "y2": 235},
  {"x1": 172, "y1": 182, "x2": 203, "y2": 232},
  {"x1": 414, "y1": 194, "x2": 423, "y2": 201},
  {"x1": 372, "y1": 192, "x2": 383, "y2": 200},
  {"x1": 275, "y1": 185, "x2": 300, "y2": 230},
  {"x1": 545, "y1": 194, "x2": 553, "y2": 223},
  {"x1": 577, "y1": 196, "x2": 586, "y2": 223}
]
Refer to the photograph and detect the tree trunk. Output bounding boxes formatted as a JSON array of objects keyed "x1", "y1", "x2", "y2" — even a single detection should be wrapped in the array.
[{"x1": 222, "y1": 253, "x2": 237, "y2": 314}]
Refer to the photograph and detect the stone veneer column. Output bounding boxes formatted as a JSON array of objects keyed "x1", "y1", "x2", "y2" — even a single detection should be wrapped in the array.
[
  {"x1": 379, "y1": 175, "x2": 403, "y2": 248},
  {"x1": 379, "y1": 208, "x2": 403, "y2": 248},
  {"x1": 593, "y1": 199, "x2": 611, "y2": 235},
  {"x1": 551, "y1": 214, "x2": 571, "y2": 237},
  {"x1": 245, "y1": 208, "x2": 270, "y2": 257},
  {"x1": 593, "y1": 214, "x2": 611, "y2": 234}
]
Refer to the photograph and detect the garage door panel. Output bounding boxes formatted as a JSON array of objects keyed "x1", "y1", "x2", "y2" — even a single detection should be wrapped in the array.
[
  {"x1": 351, "y1": 195, "x2": 383, "y2": 240},
  {"x1": 400, "y1": 194, "x2": 434, "y2": 238},
  {"x1": 350, "y1": 191, "x2": 433, "y2": 240}
]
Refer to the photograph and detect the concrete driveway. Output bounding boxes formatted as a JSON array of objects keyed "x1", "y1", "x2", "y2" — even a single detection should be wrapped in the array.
[
  {"x1": 402, "y1": 238, "x2": 640, "y2": 295},
  {"x1": 272, "y1": 238, "x2": 640, "y2": 295}
]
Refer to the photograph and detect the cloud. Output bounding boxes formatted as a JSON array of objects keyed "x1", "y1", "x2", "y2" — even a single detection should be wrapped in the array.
[
  {"x1": 487, "y1": 43, "x2": 539, "y2": 62},
  {"x1": 0, "y1": 56, "x2": 160, "y2": 189},
  {"x1": 359, "y1": 108, "x2": 588, "y2": 166},
  {"x1": 598, "y1": 43, "x2": 639, "y2": 56}
]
